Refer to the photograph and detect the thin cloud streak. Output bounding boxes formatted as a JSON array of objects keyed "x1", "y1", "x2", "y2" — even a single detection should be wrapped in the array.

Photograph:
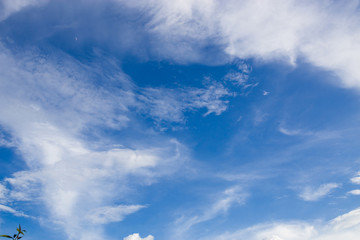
[
  {"x1": 173, "y1": 186, "x2": 248, "y2": 238},
  {"x1": 208, "y1": 207, "x2": 360, "y2": 240},
  {"x1": 299, "y1": 183, "x2": 340, "y2": 201},
  {"x1": 0, "y1": 204, "x2": 34, "y2": 219},
  {"x1": 86, "y1": 205, "x2": 146, "y2": 224}
]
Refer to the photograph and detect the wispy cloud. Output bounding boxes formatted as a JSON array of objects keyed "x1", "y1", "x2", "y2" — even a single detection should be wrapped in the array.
[
  {"x1": 299, "y1": 183, "x2": 340, "y2": 201},
  {"x1": 278, "y1": 127, "x2": 313, "y2": 136},
  {"x1": 0, "y1": 204, "x2": 33, "y2": 219},
  {"x1": 174, "y1": 186, "x2": 248, "y2": 237},
  {"x1": 223, "y1": 60, "x2": 256, "y2": 91},
  {"x1": 219, "y1": 172, "x2": 267, "y2": 182},
  {"x1": 86, "y1": 205, "x2": 146, "y2": 224},
  {"x1": 278, "y1": 127, "x2": 302, "y2": 136},
  {"x1": 139, "y1": 81, "x2": 231, "y2": 125}
]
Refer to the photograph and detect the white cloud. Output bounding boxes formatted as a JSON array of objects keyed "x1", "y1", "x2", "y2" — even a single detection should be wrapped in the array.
[
  {"x1": 350, "y1": 172, "x2": 360, "y2": 184},
  {"x1": 351, "y1": 177, "x2": 360, "y2": 184},
  {"x1": 279, "y1": 127, "x2": 302, "y2": 136},
  {"x1": 139, "y1": 81, "x2": 231, "y2": 124},
  {"x1": 223, "y1": 60, "x2": 254, "y2": 89},
  {"x1": 348, "y1": 190, "x2": 360, "y2": 196},
  {"x1": 119, "y1": 0, "x2": 360, "y2": 89},
  {"x1": 2, "y1": 122, "x2": 182, "y2": 239},
  {"x1": 224, "y1": 72, "x2": 248, "y2": 86},
  {"x1": 0, "y1": 204, "x2": 32, "y2": 218},
  {"x1": 6, "y1": 171, "x2": 41, "y2": 201},
  {"x1": 209, "y1": 207, "x2": 360, "y2": 240},
  {"x1": 86, "y1": 205, "x2": 146, "y2": 224},
  {"x1": 263, "y1": 91, "x2": 270, "y2": 96},
  {"x1": 0, "y1": 45, "x2": 135, "y2": 134},
  {"x1": 124, "y1": 233, "x2": 154, "y2": 240},
  {"x1": 299, "y1": 183, "x2": 340, "y2": 201},
  {"x1": 0, "y1": 41, "x2": 230, "y2": 133},
  {"x1": 348, "y1": 173, "x2": 360, "y2": 195},
  {"x1": 278, "y1": 126, "x2": 315, "y2": 136},
  {"x1": 186, "y1": 82, "x2": 231, "y2": 116}
]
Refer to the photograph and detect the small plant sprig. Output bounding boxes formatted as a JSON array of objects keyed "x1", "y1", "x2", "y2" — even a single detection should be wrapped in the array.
[{"x1": 0, "y1": 225, "x2": 26, "y2": 240}]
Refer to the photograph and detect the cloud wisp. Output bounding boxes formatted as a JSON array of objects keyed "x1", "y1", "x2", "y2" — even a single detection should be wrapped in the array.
[
  {"x1": 299, "y1": 183, "x2": 340, "y2": 201},
  {"x1": 173, "y1": 186, "x2": 248, "y2": 238},
  {"x1": 86, "y1": 205, "x2": 146, "y2": 224},
  {"x1": 0, "y1": 204, "x2": 33, "y2": 219},
  {"x1": 139, "y1": 81, "x2": 231, "y2": 125}
]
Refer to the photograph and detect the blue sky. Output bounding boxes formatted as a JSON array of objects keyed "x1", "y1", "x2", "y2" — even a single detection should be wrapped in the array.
[{"x1": 1, "y1": 1, "x2": 360, "y2": 240}]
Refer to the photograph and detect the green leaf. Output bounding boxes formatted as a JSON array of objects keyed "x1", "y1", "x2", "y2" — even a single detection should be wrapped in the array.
[{"x1": 0, "y1": 235, "x2": 12, "y2": 238}]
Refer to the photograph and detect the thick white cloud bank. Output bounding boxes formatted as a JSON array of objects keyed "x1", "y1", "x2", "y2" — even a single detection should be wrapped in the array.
[
  {"x1": 120, "y1": 0, "x2": 360, "y2": 89},
  {"x1": 2, "y1": 1, "x2": 360, "y2": 88}
]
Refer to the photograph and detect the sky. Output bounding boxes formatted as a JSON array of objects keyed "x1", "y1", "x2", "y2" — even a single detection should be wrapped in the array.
[{"x1": 0, "y1": 0, "x2": 360, "y2": 240}]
